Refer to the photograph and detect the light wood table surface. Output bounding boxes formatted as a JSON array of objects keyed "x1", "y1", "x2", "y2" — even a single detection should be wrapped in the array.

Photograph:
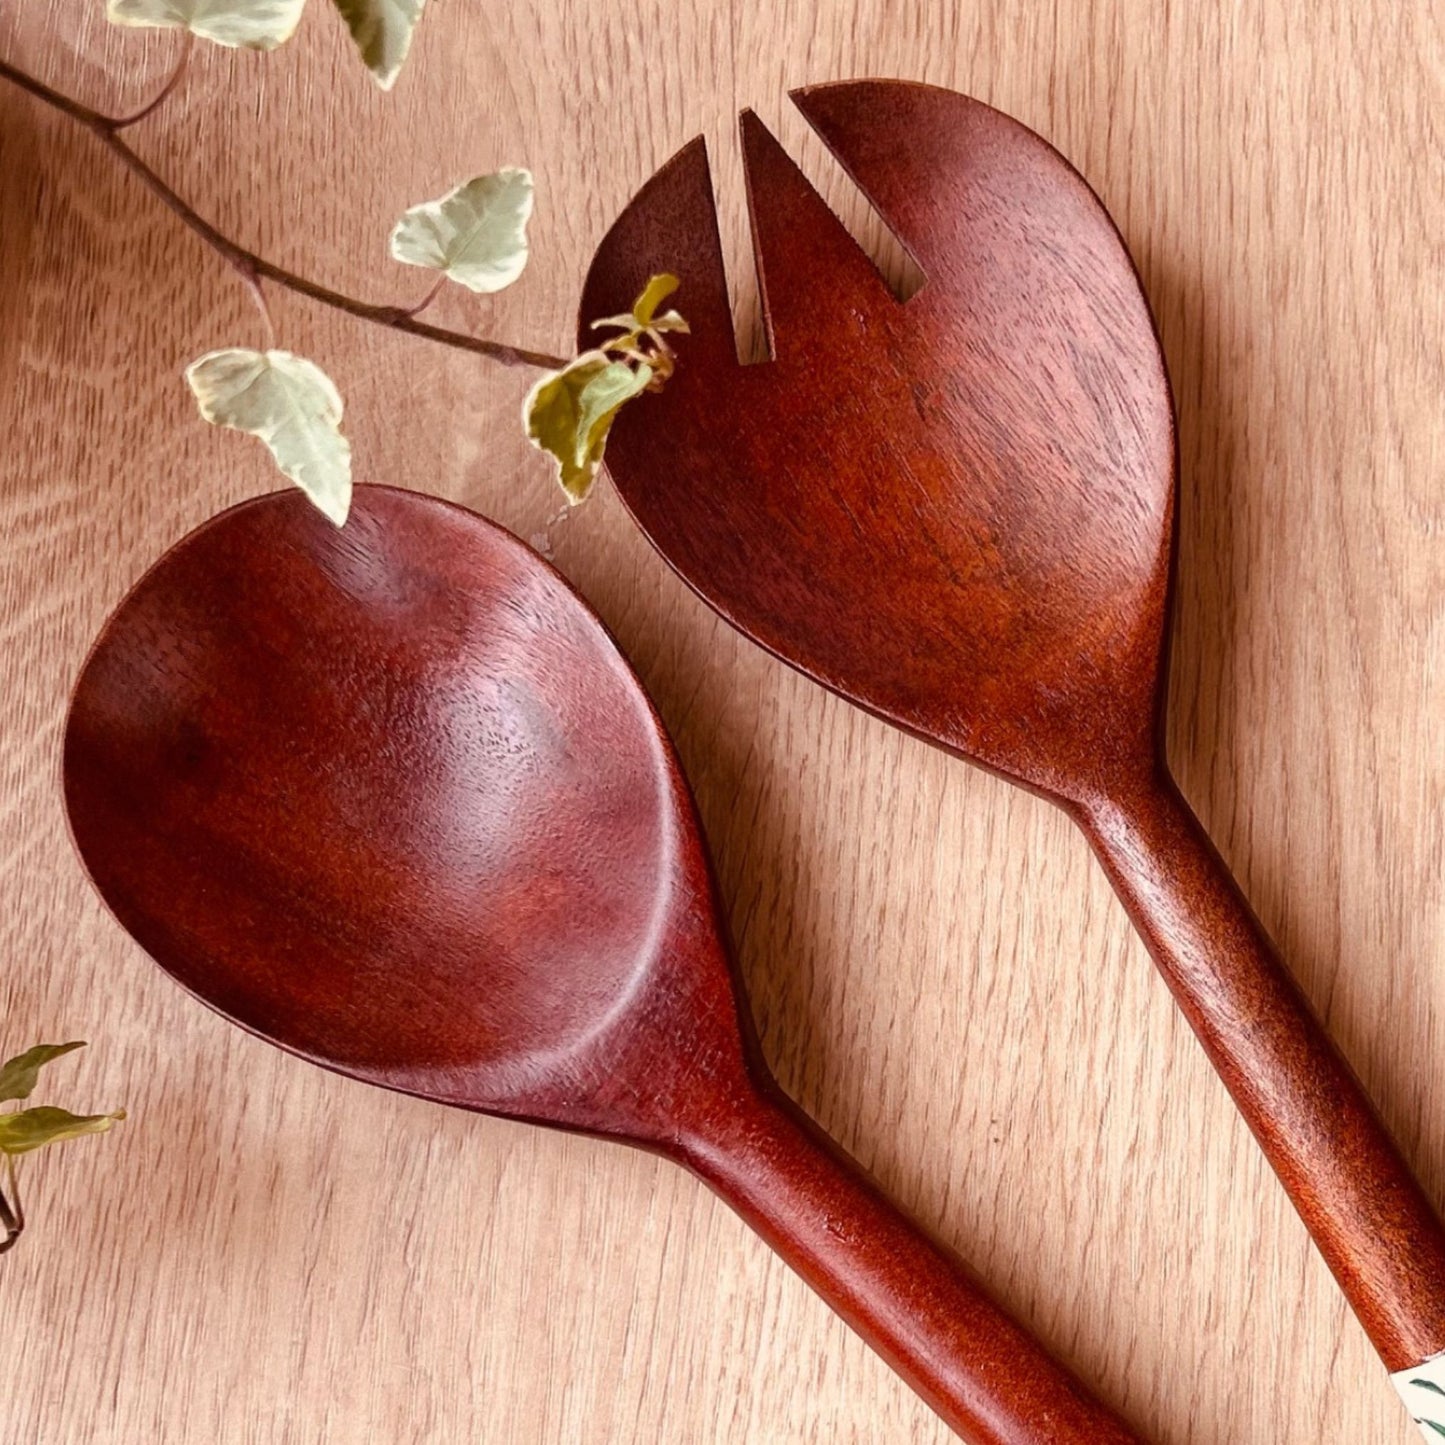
[{"x1": 1, "y1": 3, "x2": 1441, "y2": 1441}]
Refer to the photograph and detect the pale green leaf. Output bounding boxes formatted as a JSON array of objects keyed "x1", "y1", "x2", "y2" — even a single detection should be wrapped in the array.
[
  {"x1": 523, "y1": 351, "x2": 652, "y2": 503},
  {"x1": 0, "y1": 1107, "x2": 126, "y2": 1156},
  {"x1": 330, "y1": 0, "x2": 427, "y2": 89},
  {"x1": 631, "y1": 273, "x2": 679, "y2": 328},
  {"x1": 106, "y1": 0, "x2": 305, "y2": 50},
  {"x1": 390, "y1": 169, "x2": 533, "y2": 293},
  {"x1": 575, "y1": 362, "x2": 653, "y2": 462},
  {"x1": 589, "y1": 313, "x2": 642, "y2": 334},
  {"x1": 186, "y1": 349, "x2": 352, "y2": 526},
  {"x1": 590, "y1": 279, "x2": 688, "y2": 342},
  {"x1": 0, "y1": 1043, "x2": 86, "y2": 1104}
]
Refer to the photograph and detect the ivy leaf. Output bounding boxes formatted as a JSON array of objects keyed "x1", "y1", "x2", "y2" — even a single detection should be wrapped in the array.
[
  {"x1": 185, "y1": 349, "x2": 352, "y2": 526},
  {"x1": 330, "y1": 0, "x2": 427, "y2": 90},
  {"x1": 0, "y1": 1107, "x2": 126, "y2": 1156},
  {"x1": 590, "y1": 273, "x2": 688, "y2": 338},
  {"x1": 523, "y1": 351, "x2": 652, "y2": 503},
  {"x1": 390, "y1": 170, "x2": 533, "y2": 294},
  {"x1": 531, "y1": 274, "x2": 685, "y2": 502},
  {"x1": 574, "y1": 362, "x2": 653, "y2": 453},
  {"x1": 588, "y1": 313, "x2": 643, "y2": 334},
  {"x1": 631, "y1": 273, "x2": 679, "y2": 328},
  {"x1": 106, "y1": 0, "x2": 306, "y2": 50},
  {"x1": 0, "y1": 1043, "x2": 86, "y2": 1104}
]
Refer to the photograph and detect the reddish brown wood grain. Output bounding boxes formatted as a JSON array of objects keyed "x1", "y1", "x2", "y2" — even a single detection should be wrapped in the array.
[
  {"x1": 580, "y1": 78, "x2": 1445, "y2": 1373},
  {"x1": 62, "y1": 486, "x2": 1146, "y2": 1445}
]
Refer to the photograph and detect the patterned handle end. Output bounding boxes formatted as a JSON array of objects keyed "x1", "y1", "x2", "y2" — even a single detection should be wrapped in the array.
[{"x1": 1394, "y1": 1353, "x2": 1445, "y2": 1440}]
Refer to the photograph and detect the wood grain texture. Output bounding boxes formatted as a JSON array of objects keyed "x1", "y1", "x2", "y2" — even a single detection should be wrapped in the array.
[
  {"x1": 0, "y1": 3, "x2": 1440, "y2": 1442},
  {"x1": 580, "y1": 75, "x2": 1445, "y2": 1377},
  {"x1": 60, "y1": 484, "x2": 1148, "y2": 1444}
]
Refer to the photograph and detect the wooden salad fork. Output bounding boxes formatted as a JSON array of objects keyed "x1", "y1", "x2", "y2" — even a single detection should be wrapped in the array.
[
  {"x1": 63, "y1": 486, "x2": 1147, "y2": 1445},
  {"x1": 580, "y1": 78, "x2": 1445, "y2": 1428}
]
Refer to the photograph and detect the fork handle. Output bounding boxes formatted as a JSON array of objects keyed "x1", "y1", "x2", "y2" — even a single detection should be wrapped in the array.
[
  {"x1": 679, "y1": 1076, "x2": 1145, "y2": 1444},
  {"x1": 1077, "y1": 765, "x2": 1445, "y2": 1381}
]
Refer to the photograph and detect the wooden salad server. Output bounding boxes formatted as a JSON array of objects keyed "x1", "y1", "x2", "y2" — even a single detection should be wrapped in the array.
[
  {"x1": 579, "y1": 78, "x2": 1445, "y2": 1421},
  {"x1": 62, "y1": 486, "x2": 1147, "y2": 1445}
]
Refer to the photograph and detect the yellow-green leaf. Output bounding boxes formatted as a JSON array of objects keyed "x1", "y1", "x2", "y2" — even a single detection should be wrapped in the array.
[
  {"x1": 106, "y1": 0, "x2": 305, "y2": 49},
  {"x1": 523, "y1": 351, "x2": 652, "y2": 503},
  {"x1": 631, "y1": 273, "x2": 679, "y2": 328},
  {"x1": 330, "y1": 0, "x2": 427, "y2": 90},
  {"x1": 390, "y1": 169, "x2": 533, "y2": 294},
  {"x1": 186, "y1": 349, "x2": 352, "y2": 526},
  {"x1": 589, "y1": 312, "x2": 642, "y2": 334},
  {"x1": 0, "y1": 1107, "x2": 126, "y2": 1156},
  {"x1": 575, "y1": 362, "x2": 653, "y2": 460},
  {"x1": 0, "y1": 1043, "x2": 86, "y2": 1105},
  {"x1": 590, "y1": 277, "x2": 689, "y2": 349}
]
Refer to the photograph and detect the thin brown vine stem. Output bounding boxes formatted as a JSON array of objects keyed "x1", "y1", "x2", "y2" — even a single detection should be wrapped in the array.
[
  {"x1": 110, "y1": 31, "x2": 194, "y2": 131},
  {"x1": 0, "y1": 55, "x2": 569, "y2": 371},
  {"x1": 245, "y1": 271, "x2": 279, "y2": 348},
  {"x1": 402, "y1": 273, "x2": 447, "y2": 319}
]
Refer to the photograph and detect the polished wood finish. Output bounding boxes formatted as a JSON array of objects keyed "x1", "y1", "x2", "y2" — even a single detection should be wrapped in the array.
[
  {"x1": 62, "y1": 486, "x2": 1146, "y2": 1445},
  {"x1": 581, "y1": 78, "x2": 1445, "y2": 1374},
  {"x1": 7, "y1": 5, "x2": 1442, "y2": 1440}
]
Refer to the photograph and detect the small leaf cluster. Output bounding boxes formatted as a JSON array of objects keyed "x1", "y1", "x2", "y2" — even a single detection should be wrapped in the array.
[
  {"x1": 183, "y1": 169, "x2": 538, "y2": 526},
  {"x1": 0, "y1": 1042, "x2": 124, "y2": 1255},
  {"x1": 181, "y1": 168, "x2": 681, "y2": 522},
  {"x1": 103, "y1": 0, "x2": 685, "y2": 524},
  {"x1": 523, "y1": 275, "x2": 688, "y2": 503}
]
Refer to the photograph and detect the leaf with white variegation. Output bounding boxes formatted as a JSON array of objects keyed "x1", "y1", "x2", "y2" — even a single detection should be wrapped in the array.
[
  {"x1": 186, "y1": 350, "x2": 352, "y2": 526},
  {"x1": 330, "y1": 0, "x2": 427, "y2": 89},
  {"x1": 523, "y1": 351, "x2": 652, "y2": 503},
  {"x1": 106, "y1": 0, "x2": 306, "y2": 50},
  {"x1": 390, "y1": 170, "x2": 533, "y2": 294}
]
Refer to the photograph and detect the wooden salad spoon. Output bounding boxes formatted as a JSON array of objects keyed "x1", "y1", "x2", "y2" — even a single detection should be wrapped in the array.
[
  {"x1": 579, "y1": 78, "x2": 1445, "y2": 1421},
  {"x1": 62, "y1": 486, "x2": 1146, "y2": 1445}
]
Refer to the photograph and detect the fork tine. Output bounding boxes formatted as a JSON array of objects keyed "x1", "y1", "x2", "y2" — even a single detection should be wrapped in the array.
[
  {"x1": 739, "y1": 110, "x2": 895, "y2": 360},
  {"x1": 792, "y1": 80, "x2": 1022, "y2": 285},
  {"x1": 579, "y1": 136, "x2": 737, "y2": 372}
]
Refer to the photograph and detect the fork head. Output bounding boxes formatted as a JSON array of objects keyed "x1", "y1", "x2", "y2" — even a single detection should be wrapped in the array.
[{"x1": 581, "y1": 80, "x2": 1177, "y2": 808}]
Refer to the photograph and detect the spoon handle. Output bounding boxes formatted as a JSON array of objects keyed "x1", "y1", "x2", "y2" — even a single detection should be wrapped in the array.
[
  {"x1": 1078, "y1": 768, "x2": 1445, "y2": 1390},
  {"x1": 679, "y1": 1078, "x2": 1145, "y2": 1444}
]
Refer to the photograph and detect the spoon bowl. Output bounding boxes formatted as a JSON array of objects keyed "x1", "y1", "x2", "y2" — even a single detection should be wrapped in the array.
[
  {"x1": 62, "y1": 485, "x2": 1145, "y2": 1445},
  {"x1": 64, "y1": 486, "x2": 739, "y2": 1139}
]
